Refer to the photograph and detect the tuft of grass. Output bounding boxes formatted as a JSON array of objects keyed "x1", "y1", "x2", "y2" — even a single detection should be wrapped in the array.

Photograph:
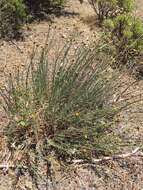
[{"x1": 0, "y1": 36, "x2": 142, "y2": 188}]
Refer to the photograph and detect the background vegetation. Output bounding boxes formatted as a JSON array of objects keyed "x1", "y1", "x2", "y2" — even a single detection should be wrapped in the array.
[
  {"x1": 0, "y1": 0, "x2": 27, "y2": 39},
  {"x1": 88, "y1": 0, "x2": 134, "y2": 24},
  {"x1": 89, "y1": 0, "x2": 143, "y2": 75},
  {"x1": 0, "y1": 0, "x2": 65, "y2": 39}
]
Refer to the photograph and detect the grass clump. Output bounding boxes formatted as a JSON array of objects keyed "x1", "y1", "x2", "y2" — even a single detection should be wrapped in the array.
[{"x1": 0, "y1": 36, "x2": 141, "y2": 187}]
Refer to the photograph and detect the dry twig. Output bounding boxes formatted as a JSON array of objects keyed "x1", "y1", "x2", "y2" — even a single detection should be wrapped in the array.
[{"x1": 73, "y1": 147, "x2": 143, "y2": 164}]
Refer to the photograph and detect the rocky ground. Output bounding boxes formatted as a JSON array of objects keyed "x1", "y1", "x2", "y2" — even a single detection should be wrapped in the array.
[{"x1": 0, "y1": 0, "x2": 143, "y2": 189}]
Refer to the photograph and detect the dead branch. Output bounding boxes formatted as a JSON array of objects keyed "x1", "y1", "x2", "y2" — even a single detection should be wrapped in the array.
[
  {"x1": 0, "y1": 165, "x2": 15, "y2": 169},
  {"x1": 73, "y1": 147, "x2": 143, "y2": 164},
  {"x1": 0, "y1": 164, "x2": 27, "y2": 170},
  {"x1": 9, "y1": 40, "x2": 23, "y2": 53}
]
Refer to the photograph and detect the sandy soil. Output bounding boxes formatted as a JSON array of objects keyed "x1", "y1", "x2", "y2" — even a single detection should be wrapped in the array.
[
  {"x1": 0, "y1": 0, "x2": 143, "y2": 190},
  {"x1": 136, "y1": 0, "x2": 143, "y2": 19}
]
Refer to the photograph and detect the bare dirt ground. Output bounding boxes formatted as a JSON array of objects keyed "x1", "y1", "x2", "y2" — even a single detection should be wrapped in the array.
[
  {"x1": 0, "y1": 0, "x2": 143, "y2": 189},
  {"x1": 136, "y1": 0, "x2": 143, "y2": 19}
]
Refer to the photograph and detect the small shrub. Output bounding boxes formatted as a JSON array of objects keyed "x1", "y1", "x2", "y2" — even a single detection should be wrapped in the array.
[
  {"x1": 88, "y1": 0, "x2": 134, "y2": 24},
  {"x1": 24, "y1": 0, "x2": 66, "y2": 17},
  {"x1": 0, "y1": 0, "x2": 27, "y2": 39},
  {"x1": 0, "y1": 0, "x2": 66, "y2": 39},
  {"x1": 104, "y1": 14, "x2": 143, "y2": 68}
]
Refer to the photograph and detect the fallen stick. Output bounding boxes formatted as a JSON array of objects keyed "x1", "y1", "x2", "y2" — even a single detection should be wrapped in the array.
[
  {"x1": 0, "y1": 164, "x2": 27, "y2": 171},
  {"x1": 73, "y1": 147, "x2": 143, "y2": 164},
  {"x1": 9, "y1": 40, "x2": 23, "y2": 53},
  {"x1": 0, "y1": 164, "x2": 15, "y2": 169}
]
